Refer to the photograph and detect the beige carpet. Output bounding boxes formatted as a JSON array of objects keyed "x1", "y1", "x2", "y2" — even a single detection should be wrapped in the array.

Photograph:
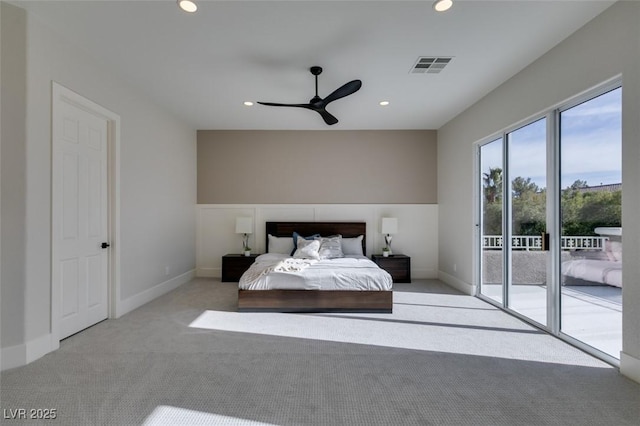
[{"x1": 1, "y1": 278, "x2": 639, "y2": 425}]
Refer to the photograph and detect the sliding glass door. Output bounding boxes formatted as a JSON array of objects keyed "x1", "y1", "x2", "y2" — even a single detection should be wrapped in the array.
[
  {"x1": 479, "y1": 138, "x2": 504, "y2": 304},
  {"x1": 479, "y1": 119, "x2": 548, "y2": 327},
  {"x1": 559, "y1": 87, "x2": 622, "y2": 358},
  {"x1": 506, "y1": 118, "x2": 548, "y2": 326},
  {"x1": 477, "y1": 83, "x2": 622, "y2": 361}
]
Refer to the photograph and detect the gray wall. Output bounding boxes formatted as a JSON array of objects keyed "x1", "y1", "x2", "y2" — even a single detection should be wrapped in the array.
[
  {"x1": 437, "y1": 1, "x2": 640, "y2": 380},
  {"x1": 1, "y1": 2, "x2": 197, "y2": 366},
  {"x1": 1, "y1": 3, "x2": 27, "y2": 349},
  {"x1": 198, "y1": 130, "x2": 437, "y2": 204}
]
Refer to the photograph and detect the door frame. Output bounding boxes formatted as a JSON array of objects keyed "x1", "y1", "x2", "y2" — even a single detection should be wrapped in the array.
[{"x1": 51, "y1": 82, "x2": 121, "y2": 348}]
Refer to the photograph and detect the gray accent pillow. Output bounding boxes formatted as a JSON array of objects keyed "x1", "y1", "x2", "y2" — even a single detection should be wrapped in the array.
[
  {"x1": 316, "y1": 235, "x2": 344, "y2": 259},
  {"x1": 268, "y1": 234, "x2": 294, "y2": 254},
  {"x1": 342, "y1": 235, "x2": 364, "y2": 256}
]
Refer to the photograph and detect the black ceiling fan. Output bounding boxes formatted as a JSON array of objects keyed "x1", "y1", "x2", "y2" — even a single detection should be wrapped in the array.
[{"x1": 258, "y1": 66, "x2": 362, "y2": 125}]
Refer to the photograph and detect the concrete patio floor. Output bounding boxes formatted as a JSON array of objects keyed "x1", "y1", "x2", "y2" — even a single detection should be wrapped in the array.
[{"x1": 480, "y1": 283, "x2": 622, "y2": 359}]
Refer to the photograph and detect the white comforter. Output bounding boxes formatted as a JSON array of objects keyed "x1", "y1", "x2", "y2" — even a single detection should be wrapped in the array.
[{"x1": 239, "y1": 253, "x2": 393, "y2": 291}]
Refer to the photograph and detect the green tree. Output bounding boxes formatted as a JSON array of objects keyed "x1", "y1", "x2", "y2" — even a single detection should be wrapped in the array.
[
  {"x1": 512, "y1": 176, "x2": 539, "y2": 198},
  {"x1": 482, "y1": 167, "x2": 503, "y2": 235},
  {"x1": 570, "y1": 179, "x2": 588, "y2": 190},
  {"x1": 483, "y1": 172, "x2": 621, "y2": 239},
  {"x1": 483, "y1": 167, "x2": 502, "y2": 204},
  {"x1": 562, "y1": 188, "x2": 621, "y2": 235},
  {"x1": 483, "y1": 200, "x2": 502, "y2": 235},
  {"x1": 512, "y1": 190, "x2": 546, "y2": 235}
]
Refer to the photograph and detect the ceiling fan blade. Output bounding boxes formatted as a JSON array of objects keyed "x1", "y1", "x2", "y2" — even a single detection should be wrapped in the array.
[
  {"x1": 257, "y1": 102, "x2": 313, "y2": 109},
  {"x1": 258, "y1": 69, "x2": 359, "y2": 125},
  {"x1": 322, "y1": 80, "x2": 362, "y2": 105},
  {"x1": 317, "y1": 109, "x2": 339, "y2": 125}
]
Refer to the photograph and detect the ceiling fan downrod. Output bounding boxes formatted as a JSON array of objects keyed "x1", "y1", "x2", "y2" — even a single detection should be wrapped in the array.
[{"x1": 310, "y1": 66, "x2": 322, "y2": 104}]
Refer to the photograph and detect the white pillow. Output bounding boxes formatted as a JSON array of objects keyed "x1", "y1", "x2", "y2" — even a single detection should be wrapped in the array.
[
  {"x1": 293, "y1": 238, "x2": 320, "y2": 260},
  {"x1": 606, "y1": 241, "x2": 622, "y2": 262},
  {"x1": 268, "y1": 234, "x2": 294, "y2": 254},
  {"x1": 342, "y1": 235, "x2": 364, "y2": 256},
  {"x1": 316, "y1": 235, "x2": 344, "y2": 259}
]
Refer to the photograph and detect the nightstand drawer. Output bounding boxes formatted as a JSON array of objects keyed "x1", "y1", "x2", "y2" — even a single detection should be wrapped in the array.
[
  {"x1": 371, "y1": 254, "x2": 411, "y2": 283},
  {"x1": 222, "y1": 254, "x2": 259, "y2": 282}
]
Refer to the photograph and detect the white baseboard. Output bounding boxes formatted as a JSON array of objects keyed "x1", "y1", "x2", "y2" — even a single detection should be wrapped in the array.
[
  {"x1": 1, "y1": 333, "x2": 55, "y2": 372},
  {"x1": 1, "y1": 343, "x2": 26, "y2": 371},
  {"x1": 412, "y1": 268, "x2": 438, "y2": 279},
  {"x1": 2, "y1": 270, "x2": 196, "y2": 371},
  {"x1": 438, "y1": 270, "x2": 476, "y2": 295},
  {"x1": 26, "y1": 333, "x2": 53, "y2": 364},
  {"x1": 116, "y1": 269, "x2": 195, "y2": 318},
  {"x1": 196, "y1": 267, "x2": 220, "y2": 278},
  {"x1": 620, "y1": 351, "x2": 640, "y2": 384}
]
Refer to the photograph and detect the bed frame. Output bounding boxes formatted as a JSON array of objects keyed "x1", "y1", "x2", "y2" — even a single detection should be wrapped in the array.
[{"x1": 237, "y1": 221, "x2": 392, "y2": 313}]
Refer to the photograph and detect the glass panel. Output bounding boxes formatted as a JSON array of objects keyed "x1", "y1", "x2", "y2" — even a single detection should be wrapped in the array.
[
  {"x1": 507, "y1": 118, "x2": 548, "y2": 325},
  {"x1": 559, "y1": 87, "x2": 622, "y2": 358},
  {"x1": 480, "y1": 138, "x2": 503, "y2": 304}
]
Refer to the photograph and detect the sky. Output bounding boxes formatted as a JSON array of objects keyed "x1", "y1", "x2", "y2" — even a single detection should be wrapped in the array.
[{"x1": 481, "y1": 87, "x2": 622, "y2": 190}]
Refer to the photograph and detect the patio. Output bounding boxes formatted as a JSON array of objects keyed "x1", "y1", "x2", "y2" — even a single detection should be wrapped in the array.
[{"x1": 481, "y1": 283, "x2": 622, "y2": 359}]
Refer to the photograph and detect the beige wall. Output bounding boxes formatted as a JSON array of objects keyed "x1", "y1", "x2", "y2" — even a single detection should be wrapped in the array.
[{"x1": 197, "y1": 130, "x2": 437, "y2": 204}]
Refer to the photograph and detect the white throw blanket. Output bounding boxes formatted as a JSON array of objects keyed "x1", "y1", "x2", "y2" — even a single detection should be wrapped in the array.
[
  {"x1": 273, "y1": 258, "x2": 318, "y2": 272},
  {"x1": 240, "y1": 257, "x2": 317, "y2": 288}
]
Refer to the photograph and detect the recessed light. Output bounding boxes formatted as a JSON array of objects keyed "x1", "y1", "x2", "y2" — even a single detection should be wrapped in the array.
[
  {"x1": 244, "y1": 101, "x2": 254, "y2": 106},
  {"x1": 178, "y1": 0, "x2": 197, "y2": 13},
  {"x1": 433, "y1": 0, "x2": 453, "y2": 12},
  {"x1": 379, "y1": 101, "x2": 390, "y2": 106}
]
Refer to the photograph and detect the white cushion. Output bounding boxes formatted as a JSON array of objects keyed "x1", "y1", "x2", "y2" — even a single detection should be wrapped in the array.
[
  {"x1": 268, "y1": 234, "x2": 295, "y2": 254},
  {"x1": 606, "y1": 241, "x2": 622, "y2": 262},
  {"x1": 293, "y1": 237, "x2": 320, "y2": 260}
]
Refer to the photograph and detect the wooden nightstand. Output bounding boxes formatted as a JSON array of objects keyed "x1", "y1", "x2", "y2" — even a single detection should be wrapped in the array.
[
  {"x1": 371, "y1": 254, "x2": 411, "y2": 283},
  {"x1": 221, "y1": 254, "x2": 259, "y2": 282}
]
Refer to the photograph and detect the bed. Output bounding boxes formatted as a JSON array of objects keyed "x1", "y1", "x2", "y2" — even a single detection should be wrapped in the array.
[
  {"x1": 562, "y1": 238, "x2": 622, "y2": 288},
  {"x1": 562, "y1": 258, "x2": 622, "y2": 287},
  {"x1": 237, "y1": 222, "x2": 393, "y2": 313}
]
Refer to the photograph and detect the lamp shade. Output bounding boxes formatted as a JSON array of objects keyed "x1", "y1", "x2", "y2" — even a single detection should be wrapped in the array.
[
  {"x1": 381, "y1": 218, "x2": 398, "y2": 234},
  {"x1": 235, "y1": 217, "x2": 253, "y2": 234}
]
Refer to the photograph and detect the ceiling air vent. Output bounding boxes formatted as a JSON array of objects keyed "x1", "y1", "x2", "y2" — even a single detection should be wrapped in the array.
[{"x1": 411, "y1": 56, "x2": 453, "y2": 74}]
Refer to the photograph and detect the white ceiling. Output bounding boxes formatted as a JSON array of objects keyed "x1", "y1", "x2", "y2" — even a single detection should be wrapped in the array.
[{"x1": 14, "y1": 0, "x2": 615, "y2": 130}]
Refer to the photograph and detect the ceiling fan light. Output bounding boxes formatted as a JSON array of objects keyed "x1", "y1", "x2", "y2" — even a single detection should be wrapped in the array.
[
  {"x1": 178, "y1": 0, "x2": 197, "y2": 13},
  {"x1": 243, "y1": 101, "x2": 254, "y2": 106},
  {"x1": 433, "y1": 0, "x2": 453, "y2": 12},
  {"x1": 379, "y1": 101, "x2": 390, "y2": 106}
]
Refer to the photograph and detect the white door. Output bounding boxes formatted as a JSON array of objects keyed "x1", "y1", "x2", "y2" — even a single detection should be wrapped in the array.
[{"x1": 52, "y1": 91, "x2": 109, "y2": 339}]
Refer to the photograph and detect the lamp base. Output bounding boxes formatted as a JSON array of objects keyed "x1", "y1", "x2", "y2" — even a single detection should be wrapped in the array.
[{"x1": 384, "y1": 234, "x2": 393, "y2": 254}]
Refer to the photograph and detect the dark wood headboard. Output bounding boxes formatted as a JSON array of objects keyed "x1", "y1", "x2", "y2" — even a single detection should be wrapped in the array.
[{"x1": 265, "y1": 222, "x2": 366, "y2": 255}]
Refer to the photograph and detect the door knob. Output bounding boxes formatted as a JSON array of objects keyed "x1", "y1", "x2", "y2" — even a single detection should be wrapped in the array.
[{"x1": 101, "y1": 242, "x2": 110, "y2": 249}]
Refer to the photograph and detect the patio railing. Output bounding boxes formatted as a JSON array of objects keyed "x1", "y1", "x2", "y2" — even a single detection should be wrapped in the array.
[{"x1": 483, "y1": 235, "x2": 608, "y2": 251}]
